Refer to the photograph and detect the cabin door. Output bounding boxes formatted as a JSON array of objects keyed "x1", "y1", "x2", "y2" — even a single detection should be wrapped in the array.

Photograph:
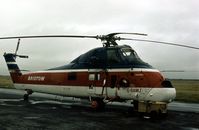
[{"x1": 87, "y1": 70, "x2": 104, "y2": 96}]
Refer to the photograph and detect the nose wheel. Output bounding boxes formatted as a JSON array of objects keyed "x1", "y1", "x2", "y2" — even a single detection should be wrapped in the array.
[{"x1": 23, "y1": 89, "x2": 33, "y2": 101}]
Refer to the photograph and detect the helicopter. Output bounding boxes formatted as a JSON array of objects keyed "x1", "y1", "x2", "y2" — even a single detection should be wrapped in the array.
[{"x1": 1, "y1": 32, "x2": 199, "y2": 116}]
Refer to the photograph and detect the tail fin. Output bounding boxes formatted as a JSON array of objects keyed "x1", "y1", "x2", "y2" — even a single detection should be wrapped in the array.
[{"x1": 3, "y1": 53, "x2": 22, "y2": 83}]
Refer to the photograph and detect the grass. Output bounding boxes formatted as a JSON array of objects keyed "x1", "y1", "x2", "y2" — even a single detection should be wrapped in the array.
[
  {"x1": 0, "y1": 75, "x2": 13, "y2": 88},
  {"x1": 170, "y1": 79, "x2": 199, "y2": 103},
  {"x1": 0, "y1": 75, "x2": 198, "y2": 103}
]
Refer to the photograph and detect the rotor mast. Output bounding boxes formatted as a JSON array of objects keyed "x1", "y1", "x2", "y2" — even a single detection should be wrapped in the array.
[{"x1": 96, "y1": 35, "x2": 120, "y2": 47}]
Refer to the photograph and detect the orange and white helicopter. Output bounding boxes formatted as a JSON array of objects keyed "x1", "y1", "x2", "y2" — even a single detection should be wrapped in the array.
[{"x1": 1, "y1": 33, "x2": 199, "y2": 116}]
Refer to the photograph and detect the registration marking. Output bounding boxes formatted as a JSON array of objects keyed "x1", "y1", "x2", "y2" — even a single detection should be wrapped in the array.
[{"x1": 28, "y1": 76, "x2": 45, "y2": 81}]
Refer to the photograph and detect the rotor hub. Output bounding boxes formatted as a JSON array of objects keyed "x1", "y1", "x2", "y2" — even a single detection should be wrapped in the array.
[{"x1": 97, "y1": 35, "x2": 121, "y2": 47}]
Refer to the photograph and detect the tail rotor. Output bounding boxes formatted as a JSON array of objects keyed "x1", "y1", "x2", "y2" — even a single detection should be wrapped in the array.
[{"x1": 13, "y1": 38, "x2": 28, "y2": 58}]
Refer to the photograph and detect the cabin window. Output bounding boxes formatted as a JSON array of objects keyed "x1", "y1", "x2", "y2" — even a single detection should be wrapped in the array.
[
  {"x1": 119, "y1": 78, "x2": 130, "y2": 87},
  {"x1": 89, "y1": 73, "x2": 100, "y2": 81},
  {"x1": 68, "y1": 72, "x2": 77, "y2": 80}
]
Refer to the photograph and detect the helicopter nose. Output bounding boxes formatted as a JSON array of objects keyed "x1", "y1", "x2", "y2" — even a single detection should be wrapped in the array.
[
  {"x1": 163, "y1": 88, "x2": 176, "y2": 102},
  {"x1": 147, "y1": 88, "x2": 176, "y2": 102}
]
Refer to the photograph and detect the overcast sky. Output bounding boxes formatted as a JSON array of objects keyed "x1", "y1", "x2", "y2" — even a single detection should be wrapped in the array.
[{"x1": 0, "y1": 0, "x2": 199, "y2": 79}]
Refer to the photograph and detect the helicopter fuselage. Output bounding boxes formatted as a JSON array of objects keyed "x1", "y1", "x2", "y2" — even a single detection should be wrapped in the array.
[{"x1": 4, "y1": 45, "x2": 176, "y2": 104}]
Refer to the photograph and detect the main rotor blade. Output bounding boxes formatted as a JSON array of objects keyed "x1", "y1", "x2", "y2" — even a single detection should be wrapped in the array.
[
  {"x1": 121, "y1": 38, "x2": 199, "y2": 50},
  {"x1": 160, "y1": 70, "x2": 185, "y2": 72},
  {"x1": 0, "y1": 35, "x2": 97, "y2": 40},
  {"x1": 108, "y1": 32, "x2": 147, "y2": 37},
  {"x1": 0, "y1": 33, "x2": 146, "y2": 40}
]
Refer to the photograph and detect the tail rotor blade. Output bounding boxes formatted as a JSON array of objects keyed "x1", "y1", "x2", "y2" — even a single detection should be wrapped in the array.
[{"x1": 15, "y1": 38, "x2": 20, "y2": 55}]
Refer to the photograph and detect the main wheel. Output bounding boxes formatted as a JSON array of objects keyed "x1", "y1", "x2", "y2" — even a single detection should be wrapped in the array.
[
  {"x1": 23, "y1": 94, "x2": 29, "y2": 101},
  {"x1": 91, "y1": 98, "x2": 105, "y2": 111},
  {"x1": 23, "y1": 89, "x2": 33, "y2": 101}
]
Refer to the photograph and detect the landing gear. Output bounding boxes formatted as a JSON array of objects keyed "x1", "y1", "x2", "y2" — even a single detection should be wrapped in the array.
[
  {"x1": 132, "y1": 101, "x2": 168, "y2": 119},
  {"x1": 23, "y1": 89, "x2": 33, "y2": 101},
  {"x1": 91, "y1": 98, "x2": 105, "y2": 111}
]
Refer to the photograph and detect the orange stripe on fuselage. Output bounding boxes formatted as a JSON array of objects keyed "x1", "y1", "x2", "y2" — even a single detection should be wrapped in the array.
[{"x1": 12, "y1": 69, "x2": 164, "y2": 88}]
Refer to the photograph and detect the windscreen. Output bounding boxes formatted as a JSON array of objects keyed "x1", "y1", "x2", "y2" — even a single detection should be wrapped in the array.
[
  {"x1": 120, "y1": 47, "x2": 152, "y2": 68},
  {"x1": 121, "y1": 48, "x2": 141, "y2": 62}
]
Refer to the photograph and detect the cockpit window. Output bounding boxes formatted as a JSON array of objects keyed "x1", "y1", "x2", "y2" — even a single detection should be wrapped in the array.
[
  {"x1": 121, "y1": 48, "x2": 132, "y2": 56},
  {"x1": 121, "y1": 48, "x2": 140, "y2": 62},
  {"x1": 119, "y1": 47, "x2": 152, "y2": 68},
  {"x1": 107, "y1": 49, "x2": 122, "y2": 65},
  {"x1": 71, "y1": 48, "x2": 106, "y2": 68}
]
